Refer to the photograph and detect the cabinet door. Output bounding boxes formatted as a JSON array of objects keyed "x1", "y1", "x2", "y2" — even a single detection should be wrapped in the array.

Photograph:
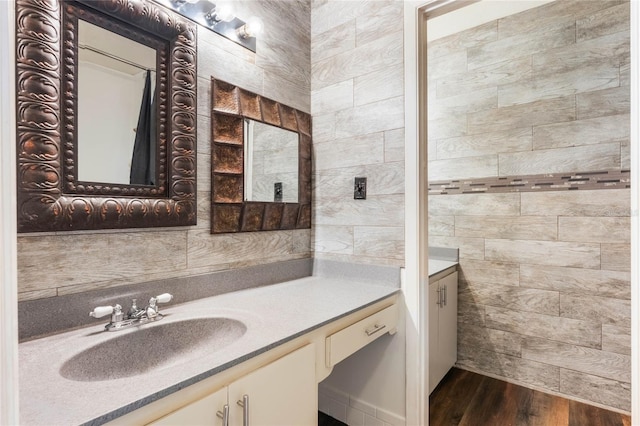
[
  {"x1": 438, "y1": 272, "x2": 458, "y2": 376},
  {"x1": 148, "y1": 387, "x2": 228, "y2": 426},
  {"x1": 228, "y1": 344, "x2": 316, "y2": 426},
  {"x1": 428, "y1": 280, "x2": 440, "y2": 394}
]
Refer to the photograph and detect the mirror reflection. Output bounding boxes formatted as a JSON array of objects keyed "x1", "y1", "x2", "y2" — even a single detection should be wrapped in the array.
[
  {"x1": 244, "y1": 119, "x2": 299, "y2": 203},
  {"x1": 77, "y1": 19, "x2": 157, "y2": 185}
]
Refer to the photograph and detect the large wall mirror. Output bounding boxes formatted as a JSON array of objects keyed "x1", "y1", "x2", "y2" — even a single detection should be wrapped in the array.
[
  {"x1": 15, "y1": 0, "x2": 197, "y2": 232},
  {"x1": 211, "y1": 79, "x2": 311, "y2": 233}
]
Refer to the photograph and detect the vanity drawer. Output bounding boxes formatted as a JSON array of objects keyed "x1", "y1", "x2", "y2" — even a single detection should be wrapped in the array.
[{"x1": 325, "y1": 304, "x2": 398, "y2": 367}]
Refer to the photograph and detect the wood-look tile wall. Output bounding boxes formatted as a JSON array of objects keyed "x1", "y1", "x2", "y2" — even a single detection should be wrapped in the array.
[
  {"x1": 428, "y1": 0, "x2": 631, "y2": 411},
  {"x1": 311, "y1": 0, "x2": 404, "y2": 266},
  {"x1": 17, "y1": 0, "x2": 311, "y2": 301}
]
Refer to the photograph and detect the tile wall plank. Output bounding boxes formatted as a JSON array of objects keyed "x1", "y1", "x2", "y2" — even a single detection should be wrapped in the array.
[
  {"x1": 313, "y1": 133, "x2": 384, "y2": 171},
  {"x1": 457, "y1": 259, "x2": 520, "y2": 287},
  {"x1": 458, "y1": 322, "x2": 522, "y2": 357},
  {"x1": 558, "y1": 216, "x2": 630, "y2": 243},
  {"x1": 435, "y1": 127, "x2": 532, "y2": 160},
  {"x1": 428, "y1": 215, "x2": 455, "y2": 237},
  {"x1": 601, "y1": 243, "x2": 631, "y2": 271},
  {"x1": 458, "y1": 300, "x2": 486, "y2": 326},
  {"x1": 576, "y1": 3, "x2": 630, "y2": 42},
  {"x1": 576, "y1": 86, "x2": 630, "y2": 120},
  {"x1": 429, "y1": 193, "x2": 520, "y2": 216},
  {"x1": 498, "y1": 62, "x2": 619, "y2": 108},
  {"x1": 468, "y1": 96, "x2": 576, "y2": 135},
  {"x1": 467, "y1": 21, "x2": 575, "y2": 70},
  {"x1": 355, "y1": 1, "x2": 403, "y2": 46},
  {"x1": 428, "y1": 21, "x2": 497, "y2": 59},
  {"x1": 602, "y1": 325, "x2": 631, "y2": 356},
  {"x1": 353, "y1": 226, "x2": 404, "y2": 260},
  {"x1": 498, "y1": 142, "x2": 620, "y2": 176},
  {"x1": 311, "y1": 31, "x2": 402, "y2": 90},
  {"x1": 428, "y1": 87, "x2": 497, "y2": 123},
  {"x1": 497, "y1": 0, "x2": 625, "y2": 40},
  {"x1": 311, "y1": 80, "x2": 354, "y2": 115},
  {"x1": 520, "y1": 264, "x2": 630, "y2": 299},
  {"x1": 459, "y1": 282, "x2": 559, "y2": 316},
  {"x1": 312, "y1": 226, "x2": 354, "y2": 255},
  {"x1": 485, "y1": 306, "x2": 602, "y2": 349},
  {"x1": 428, "y1": 155, "x2": 498, "y2": 180},
  {"x1": 560, "y1": 369, "x2": 630, "y2": 412},
  {"x1": 532, "y1": 30, "x2": 629, "y2": 74},
  {"x1": 427, "y1": 50, "x2": 467, "y2": 81},
  {"x1": 428, "y1": 235, "x2": 485, "y2": 260},
  {"x1": 314, "y1": 195, "x2": 404, "y2": 227},
  {"x1": 522, "y1": 336, "x2": 630, "y2": 382},
  {"x1": 334, "y1": 96, "x2": 404, "y2": 139},
  {"x1": 310, "y1": 20, "x2": 355, "y2": 63},
  {"x1": 427, "y1": 114, "x2": 468, "y2": 140},
  {"x1": 455, "y1": 215, "x2": 557, "y2": 240},
  {"x1": 484, "y1": 239, "x2": 601, "y2": 269},
  {"x1": 436, "y1": 56, "x2": 532, "y2": 100},
  {"x1": 521, "y1": 189, "x2": 630, "y2": 217},
  {"x1": 560, "y1": 294, "x2": 631, "y2": 327},
  {"x1": 354, "y1": 63, "x2": 404, "y2": 106},
  {"x1": 384, "y1": 128, "x2": 404, "y2": 163},
  {"x1": 533, "y1": 114, "x2": 629, "y2": 150},
  {"x1": 186, "y1": 229, "x2": 293, "y2": 269}
]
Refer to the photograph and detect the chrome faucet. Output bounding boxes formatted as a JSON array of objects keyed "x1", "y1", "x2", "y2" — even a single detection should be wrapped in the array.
[{"x1": 89, "y1": 293, "x2": 173, "y2": 332}]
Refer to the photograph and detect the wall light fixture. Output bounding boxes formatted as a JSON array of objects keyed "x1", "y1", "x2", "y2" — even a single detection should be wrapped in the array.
[{"x1": 155, "y1": 0, "x2": 262, "y2": 52}]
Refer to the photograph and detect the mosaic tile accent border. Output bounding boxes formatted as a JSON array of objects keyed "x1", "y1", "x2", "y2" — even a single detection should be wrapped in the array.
[{"x1": 429, "y1": 170, "x2": 631, "y2": 195}]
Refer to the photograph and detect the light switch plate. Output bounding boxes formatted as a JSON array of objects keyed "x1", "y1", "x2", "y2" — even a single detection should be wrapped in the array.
[{"x1": 354, "y1": 177, "x2": 366, "y2": 200}]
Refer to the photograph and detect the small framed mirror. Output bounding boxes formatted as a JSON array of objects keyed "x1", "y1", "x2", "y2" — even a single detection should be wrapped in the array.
[
  {"x1": 210, "y1": 79, "x2": 311, "y2": 233},
  {"x1": 15, "y1": 0, "x2": 197, "y2": 232}
]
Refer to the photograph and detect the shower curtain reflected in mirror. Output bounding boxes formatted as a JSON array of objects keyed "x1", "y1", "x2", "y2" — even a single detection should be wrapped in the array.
[{"x1": 130, "y1": 70, "x2": 156, "y2": 185}]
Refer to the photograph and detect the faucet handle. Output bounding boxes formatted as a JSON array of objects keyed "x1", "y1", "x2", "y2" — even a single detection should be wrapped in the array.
[
  {"x1": 90, "y1": 304, "x2": 121, "y2": 319},
  {"x1": 154, "y1": 293, "x2": 173, "y2": 304}
]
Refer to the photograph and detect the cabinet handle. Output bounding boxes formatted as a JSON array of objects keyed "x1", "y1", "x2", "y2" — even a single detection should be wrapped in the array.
[
  {"x1": 237, "y1": 394, "x2": 249, "y2": 426},
  {"x1": 436, "y1": 287, "x2": 442, "y2": 307},
  {"x1": 365, "y1": 323, "x2": 386, "y2": 336},
  {"x1": 443, "y1": 284, "x2": 447, "y2": 307},
  {"x1": 216, "y1": 404, "x2": 229, "y2": 426}
]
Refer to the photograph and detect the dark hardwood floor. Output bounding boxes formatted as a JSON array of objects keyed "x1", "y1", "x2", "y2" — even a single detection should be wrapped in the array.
[{"x1": 430, "y1": 368, "x2": 631, "y2": 426}]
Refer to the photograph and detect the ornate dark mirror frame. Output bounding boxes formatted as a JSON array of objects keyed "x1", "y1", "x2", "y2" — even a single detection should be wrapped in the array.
[
  {"x1": 210, "y1": 79, "x2": 311, "y2": 233},
  {"x1": 15, "y1": 0, "x2": 197, "y2": 232}
]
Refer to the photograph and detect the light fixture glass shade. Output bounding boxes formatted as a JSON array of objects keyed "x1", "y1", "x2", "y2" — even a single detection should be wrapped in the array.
[{"x1": 237, "y1": 16, "x2": 263, "y2": 39}]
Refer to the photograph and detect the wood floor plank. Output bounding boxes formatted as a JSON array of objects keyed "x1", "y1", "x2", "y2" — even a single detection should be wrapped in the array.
[
  {"x1": 430, "y1": 368, "x2": 485, "y2": 425},
  {"x1": 522, "y1": 390, "x2": 570, "y2": 426},
  {"x1": 430, "y1": 368, "x2": 631, "y2": 426}
]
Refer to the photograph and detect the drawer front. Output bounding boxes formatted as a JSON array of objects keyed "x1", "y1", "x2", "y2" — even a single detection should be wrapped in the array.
[{"x1": 325, "y1": 304, "x2": 398, "y2": 368}]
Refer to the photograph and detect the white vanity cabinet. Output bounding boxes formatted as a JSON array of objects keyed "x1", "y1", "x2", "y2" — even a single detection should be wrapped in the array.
[
  {"x1": 428, "y1": 270, "x2": 458, "y2": 394},
  {"x1": 150, "y1": 344, "x2": 316, "y2": 426}
]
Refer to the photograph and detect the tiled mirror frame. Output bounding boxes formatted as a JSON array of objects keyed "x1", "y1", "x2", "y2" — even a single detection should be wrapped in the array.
[{"x1": 210, "y1": 78, "x2": 311, "y2": 233}]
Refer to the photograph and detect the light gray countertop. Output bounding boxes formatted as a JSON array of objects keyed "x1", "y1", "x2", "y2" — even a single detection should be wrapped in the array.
[
  {"x1": 19, "y1": 277, "x2": 399, "y2": 426},
  {"x1": 428, "y1": 259, "x2": 458, "y2": 277}
]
